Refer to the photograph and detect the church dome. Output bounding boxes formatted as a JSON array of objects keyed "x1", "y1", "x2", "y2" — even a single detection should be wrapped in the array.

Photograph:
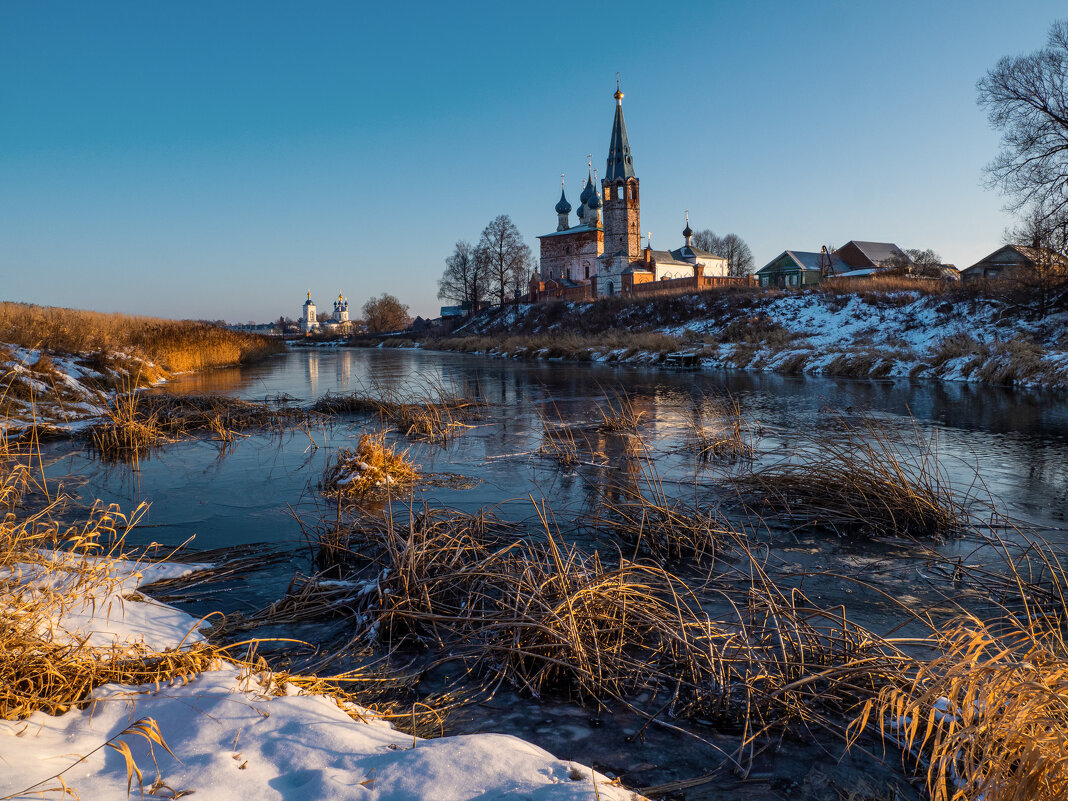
[
  {"x1": 683, "y1": 221, "x2": 693, "y2": 238},
  {"x1": 580, "y1": 174, "x2": 594, "y2": 205},
  {"x1": 555, "y1": 188, "x2": 572, "y2": 214},
  {"x1": 587, "y1": 187, "x2": 602, "y2": 210}
]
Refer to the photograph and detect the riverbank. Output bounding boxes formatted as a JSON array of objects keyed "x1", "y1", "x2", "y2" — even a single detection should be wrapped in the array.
[
  {"x1": 0, "y1": 302, "x2": 285, "y2": 433},
  {"x1": 424, "y1": 283, "x2": 1068, "y2": 391}
]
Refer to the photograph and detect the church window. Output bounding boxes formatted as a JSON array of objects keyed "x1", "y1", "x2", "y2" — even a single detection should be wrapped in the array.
[{"x1": 616, "y1": 186, "x2": 623, "y2": 200}]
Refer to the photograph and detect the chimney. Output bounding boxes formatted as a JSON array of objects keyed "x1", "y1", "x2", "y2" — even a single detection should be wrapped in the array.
[{"x1": 644, "y1": 246, "x2": 652, "y2": 266}]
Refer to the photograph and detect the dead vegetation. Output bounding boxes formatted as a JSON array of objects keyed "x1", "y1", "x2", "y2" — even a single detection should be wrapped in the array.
[
  {"x1": 88, "y1": 391, "x2": 316, "y2": 461},
  {"x1": 320, "y1": 431, "x2": 420, "y2": 498},
  {"x1": 314, "y1": 377, "x2": 485, "y2": 443},
  {"x1": 688, "y1": 392, "x2": 754, "y2": 463},
  {"x1": 0, "y1": 301, "x2": 283, "y2": 373},
  {"x1": 731, "y1": 414, "x2": 968, "y2": 539}
]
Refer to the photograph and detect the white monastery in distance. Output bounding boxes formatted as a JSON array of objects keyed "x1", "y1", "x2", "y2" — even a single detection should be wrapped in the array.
[{"x1": 300, "y1": 291, "x2": 351, "y2": 335}]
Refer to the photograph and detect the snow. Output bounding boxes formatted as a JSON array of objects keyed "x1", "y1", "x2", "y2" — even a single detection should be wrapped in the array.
[
  {"x1": 0, "y1": 555, "x2": 641, "y2": 800},
  {"x1": 452, "y1": 292, "x2": 1068, "y2": 390}
]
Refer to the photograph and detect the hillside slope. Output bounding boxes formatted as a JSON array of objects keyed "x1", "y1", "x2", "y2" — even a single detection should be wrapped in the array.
[{"x1": 434, "y1": 287, "x2": 1068, "y2": 390}]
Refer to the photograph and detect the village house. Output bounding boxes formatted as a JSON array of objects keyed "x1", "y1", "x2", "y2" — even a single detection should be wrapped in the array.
[
  {"x1": 530, "y1": 84, "x2": 735, "y2": 302},
  {"x1": 960, "y1": 244, "x2": 1068, "y2": 282},
  {"x1": 756, "y1": 241, "x2": 911, "y2": 288}
]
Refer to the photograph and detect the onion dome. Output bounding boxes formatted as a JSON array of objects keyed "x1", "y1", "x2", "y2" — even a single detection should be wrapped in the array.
[
  {"x1": 576, "y1": 203, "x2": 586, "y2": 220},
  {"x1": 555, "y1": 188, "x2": 572, "y2": 215},
  {"x1": 587, "y1": 186, "x2": 602, "y2": 210},
  {"x1": 579, "y1": 172, "x2": 594, "y2": 205},
  {"x1": 683, "y1": 221, "x2": 693, "y2": 238}
]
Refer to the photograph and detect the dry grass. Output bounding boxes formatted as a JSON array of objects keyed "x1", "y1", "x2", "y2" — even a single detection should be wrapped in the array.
[
  {"x1": 0, "y1": 301, "x2": 283, "y2": 373},
  {"x1": 596, "y1": 391, "x2": 646, "y2": 434},
  {"x1": 731, "y1": 415, "x2": 966, "y2": 539},
  {"x1": 320, "y1": 431, "x2": 420, "y2": 498},
  {"x1": 851, "y1": 612, "x2": 1068, "y2": 801},
  {"x1": 314, "y1": 377, "x2": 484, "y2": 444},
  {"x1": 689, "y1": 393, "x2": 754, "y2": 463},
  {"x1": 89, "y1": 391, "x2": 315, "y2": 461},
  {"x1": 0, "y1": 424, "x2": 454, "y2": 741},
  {"x1": 276, "y1": 499, "x2": 915, "y2": 762}
]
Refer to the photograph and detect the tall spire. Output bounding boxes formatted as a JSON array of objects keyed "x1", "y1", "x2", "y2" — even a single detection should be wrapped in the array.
[{"x1": 605, "y1": 79, "x2": 635, "y2": 181}]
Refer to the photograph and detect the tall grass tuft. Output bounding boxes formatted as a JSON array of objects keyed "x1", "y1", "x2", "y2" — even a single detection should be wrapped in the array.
[
  {"x1": 731, "y1": 414, "x2": 966, "y2": 539},
  {"x1": 851, "y1": 612, "x2": 1068, "y2": 801},
  {"x1": 89, "y1": 391, "x2": 316, "y2": 461},
  {"x1": 314, "y1": 377, "x2": 485, "y2": 444},
  {"x1": 321, "y1": 431, "x2": 420, "y2": 498}
]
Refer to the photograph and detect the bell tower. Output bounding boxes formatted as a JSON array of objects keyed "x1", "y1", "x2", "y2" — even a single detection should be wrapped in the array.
[{"x1": 601, "y1": 80, "x2": 640, "y2": 261}]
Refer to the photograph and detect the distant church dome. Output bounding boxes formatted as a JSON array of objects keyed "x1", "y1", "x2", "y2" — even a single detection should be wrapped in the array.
[
  {"x1": 555, "y1": 188, "x2": 572, "y2": 214},
  {"x1": 587, "y1": 187, "x2": 602, "y2": 210},
  {"x1": 683, "y1": 221, "x2": 693, "y2": 238}
]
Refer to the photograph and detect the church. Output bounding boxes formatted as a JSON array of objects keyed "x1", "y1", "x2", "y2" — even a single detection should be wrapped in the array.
[{"x1": 532, "y1": 84, "x2": 728, "y2": 301}]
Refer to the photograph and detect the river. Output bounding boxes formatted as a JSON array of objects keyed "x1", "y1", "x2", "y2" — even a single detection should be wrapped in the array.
[{"x1": 38, "y1": 347, "x2": 1068, "y2": 799}]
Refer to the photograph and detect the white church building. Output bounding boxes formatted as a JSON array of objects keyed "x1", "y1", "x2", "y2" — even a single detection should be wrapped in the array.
[{"x1": 300, "y1": 291, "x2": 352, "y2": 335}]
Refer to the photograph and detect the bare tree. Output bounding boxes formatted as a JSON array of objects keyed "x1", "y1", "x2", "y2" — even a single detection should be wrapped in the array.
[
  {"x1": 510, "y1": 256, "x2": 536, "y2": 302},
  {"x1": 437, "y1": 240, "x2": 487, "y2": 313},
  {"x1": 1006, "y1": 204, "x2": 1068, "y2": 312},
  {"x1": 691, "y1": 229, "x2": 723, "y2": 255},
  {"x1": 719, "y1": 233, "x2": 755, "y2": 277},
  {"x1": 361, "y1": 293, "x2": 411, "y2": 333},
  {"x1": 476, "y1": 215, "x2": 532, "y2": 306},
  {"x1": 978, "y1": 20, "x2": 1068, "y2": 220}
]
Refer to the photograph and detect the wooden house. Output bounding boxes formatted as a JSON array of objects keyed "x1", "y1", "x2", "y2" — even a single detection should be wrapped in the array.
[{"x1": 960, "y1": 245, "x2": 1068, "y2": 282}]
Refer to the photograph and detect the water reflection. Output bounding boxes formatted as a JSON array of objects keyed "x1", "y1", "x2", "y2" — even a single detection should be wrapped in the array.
[{"x1": 137, "y1": 348, "x2": 1068, "y2": 537}]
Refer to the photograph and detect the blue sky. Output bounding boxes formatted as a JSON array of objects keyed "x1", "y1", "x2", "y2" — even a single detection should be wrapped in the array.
[{"x1": 1, "y1": 1, "x2": 1064, "y2": 321}]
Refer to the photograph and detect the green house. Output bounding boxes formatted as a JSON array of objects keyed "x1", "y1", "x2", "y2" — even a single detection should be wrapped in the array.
[{"x1": 756, "y1": 250, "x2": 846, "y2": 288}]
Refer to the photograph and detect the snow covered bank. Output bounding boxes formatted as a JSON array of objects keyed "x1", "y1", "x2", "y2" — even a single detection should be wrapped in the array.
[
  {"x1": 435, "y1": 290, "x2": 1068, "y2": 391},
  {"x1": 0, "y1": 344, "x2": 166, "y2": 434},
  {"x1": 0, "y1": 554, "x2": 640, "y2": 800}
]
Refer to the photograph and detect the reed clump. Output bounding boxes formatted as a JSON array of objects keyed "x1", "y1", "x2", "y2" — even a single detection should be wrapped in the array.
[
  {"x1": 321, "y1": 431, "x2": 419, "y2": 498},
  {"x1": 597, "y1": 391, "x2": 646, "y2": 434},
  {"x1": 689, "y1": 392, "x2": 754, "y2": 463},
  {"x1": 292, "y1": 502, "x2": 910, "y2": 745},
  {"x1": 314, "y1": 378, "x2": 485, "y2": 444},
  {"x1": 89, "y1": 392, "x2": 315, "y2": 461},
  {"x1": 851, "y1": 613, "x2": 1068, "y2": 801},
  {"x1": 731, "y1": 415, "x2": 966, "y2": 539},
  {"x1": 0, "y1": 301, "x2": 284, "y2": 373}
]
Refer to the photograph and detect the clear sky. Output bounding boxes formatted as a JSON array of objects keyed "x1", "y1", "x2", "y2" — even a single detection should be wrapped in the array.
[{"x1": 1, "y1": 1, "x2": 1065, "y2": 322}]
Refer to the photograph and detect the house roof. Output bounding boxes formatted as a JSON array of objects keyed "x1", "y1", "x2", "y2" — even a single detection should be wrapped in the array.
[
  {"x1": 962, "y1": 244, "x2": 1068, "y2": 274},
  {"x1": 671, "y1": 245, "x2": 724, "y2": 261},
  {"x1": 758, "y1": 250, "x2": 848, "y2": 274},
  {"x1": 838, "y1": 240, "x2": 909, "y2": 267},
  {"x1": 649, "y1": 249, "x2": 691, "y2": 267}
]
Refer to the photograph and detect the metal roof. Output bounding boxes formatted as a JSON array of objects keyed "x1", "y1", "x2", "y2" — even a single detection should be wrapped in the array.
[
  {"x1": 841, "y1": 240, "x2": 908, "y2": 266},
  {"x1": 604, "y1": 97, "x2": 636, "y2": 182},
  {"x1": 537, "y1": 224, "x2": 601, "y2": 239},
  {"x1": 757, "y1": 250, "x2": 849, "y2": 274}
]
